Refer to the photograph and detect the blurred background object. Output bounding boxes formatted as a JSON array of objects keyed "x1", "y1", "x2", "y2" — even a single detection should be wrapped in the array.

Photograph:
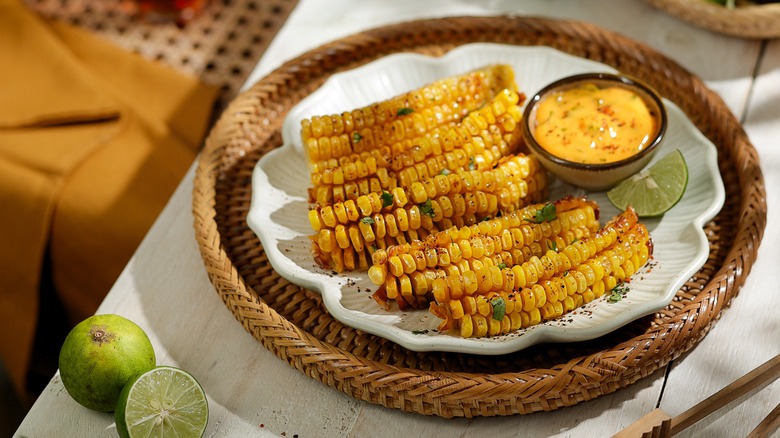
[{"x1": 134, "y1": 0, "x2": 210, "y2": 25}]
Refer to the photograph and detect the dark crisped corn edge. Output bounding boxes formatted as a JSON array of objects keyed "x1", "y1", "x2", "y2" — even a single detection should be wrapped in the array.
[
  {"x1": 428, "y1": 207, "x2": 653, "y2": 338},
  {"x1": 301, "y1": 64, "x2": 517, "y2": 164}
]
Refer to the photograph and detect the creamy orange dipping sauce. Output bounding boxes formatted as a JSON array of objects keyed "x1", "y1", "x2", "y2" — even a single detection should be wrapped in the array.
[{"x1": 532, "y1": 83, "x2": 657, "y2": 164}]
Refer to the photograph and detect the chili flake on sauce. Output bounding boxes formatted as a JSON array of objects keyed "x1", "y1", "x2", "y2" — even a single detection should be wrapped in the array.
[{"x1": 533, "y1": 83, "x2": 657, "y2": 164}]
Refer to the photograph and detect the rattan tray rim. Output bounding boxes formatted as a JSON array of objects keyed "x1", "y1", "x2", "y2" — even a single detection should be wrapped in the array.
[
  {"x1": 644, "y1": 0, "x2": 780, "y2": 38},
  {"x1": 192, "y1": 15, "x2": 766, "y2": 418}
]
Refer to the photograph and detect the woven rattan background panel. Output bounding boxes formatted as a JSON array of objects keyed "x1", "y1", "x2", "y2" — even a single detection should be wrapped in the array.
[{"x1": 25, "y1": 0, "x2": 298, "y2": 112}]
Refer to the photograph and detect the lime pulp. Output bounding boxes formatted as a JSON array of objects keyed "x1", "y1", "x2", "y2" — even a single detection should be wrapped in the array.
[
  {"x1": 607, "y1": 149, "x2": 689, "y2": 217},
  {"x1": 115, "y1": 366, "x2": 208, "y2": 438}
]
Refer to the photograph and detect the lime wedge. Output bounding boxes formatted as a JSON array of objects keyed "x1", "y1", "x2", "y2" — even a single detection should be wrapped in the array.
[
  {"x1": 115, "y1": 366, "x2": 208, "y2": 438},
  {"x1": 607, "y1": 149, "x2": 688, "y2": 217}
]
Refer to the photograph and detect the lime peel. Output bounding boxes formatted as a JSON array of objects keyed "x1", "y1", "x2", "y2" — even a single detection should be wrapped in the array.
[
  {"x1": 607, "y1": 149, "x2": 688, "y2": 217},
  {"x1": 58, "y1": 314, "x2": 156, "y2": 412}
]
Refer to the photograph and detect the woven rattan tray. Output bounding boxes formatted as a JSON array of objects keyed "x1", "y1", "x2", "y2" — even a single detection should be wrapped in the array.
[
  {"x1": 192, "y1": 16, "x2": 766, "y2": 417},
  {"x1": 645, "y1": 0, "x2": 780, "y2": 39}
]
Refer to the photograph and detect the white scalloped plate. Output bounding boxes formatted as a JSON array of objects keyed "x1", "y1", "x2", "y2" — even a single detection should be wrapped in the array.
[{"x1": 247, "y1": 43, "x2": 725, "y2": 355}]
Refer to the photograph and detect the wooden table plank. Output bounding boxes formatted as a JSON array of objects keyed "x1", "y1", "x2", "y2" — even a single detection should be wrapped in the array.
[{"x1": 657, "y1": 38, "x2": 780, "y2": 438}]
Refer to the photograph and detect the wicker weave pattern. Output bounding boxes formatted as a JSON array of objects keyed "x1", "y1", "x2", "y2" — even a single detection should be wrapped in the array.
[
  {"x1": 645, "y1": 0, "x2": 780, "y2": 39},
  {"x1": 192, "y1": 16, "x2": 766, "y2": 417}
]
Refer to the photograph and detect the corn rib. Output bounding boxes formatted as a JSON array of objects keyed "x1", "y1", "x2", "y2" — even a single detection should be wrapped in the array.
[
  {"x1": 302, "y1": 64, "x2": 517, "y2": 164},
  {"x1": 368, "y1": 197, "x2": 601, "y2": 310},
  {"x1": 427, "y1": 206, "x2": 653, "y2": 337}
]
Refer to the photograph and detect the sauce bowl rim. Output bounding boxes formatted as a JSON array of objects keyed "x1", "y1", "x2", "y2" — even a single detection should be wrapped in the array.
[{"x1": 521, "y1": 72, "x2": 668, "y2": 171}]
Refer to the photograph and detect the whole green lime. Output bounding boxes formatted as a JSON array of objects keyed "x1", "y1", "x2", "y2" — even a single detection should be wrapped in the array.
[{"x1": 58, "y1": 314, "x2": 156, "y2": 412}]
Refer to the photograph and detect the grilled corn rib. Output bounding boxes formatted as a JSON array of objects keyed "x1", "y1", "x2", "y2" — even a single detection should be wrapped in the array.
[
  {"x1": 309, "y1": 154, "x2": 549, "y2": 274},
  {"x1": 301, "y1": 64, "x2": 517, "y2": 164},
  {"x1": 367, "y1": 197, "x2": 601, "y2": 310},
  {"x1": 428, "y1": 206, "x2": 653, "y2": 337},
  {"x1": 308, "y1": 89, "x2": 528, "y2": 206}
]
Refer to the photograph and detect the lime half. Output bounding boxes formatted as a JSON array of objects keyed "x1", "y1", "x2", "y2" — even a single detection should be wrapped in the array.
[
  {"x1": 607, "y1": 149, "x2": 688, "y2": 217},
  {"x1": 115, "y1": 366, "x2": 208, "y2": 438}
]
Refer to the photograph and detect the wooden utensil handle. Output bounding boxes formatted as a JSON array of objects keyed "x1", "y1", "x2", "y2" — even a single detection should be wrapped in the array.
[
  {"x1": 670, "y1": 353, "x2": 780, "y2": 435},
  {"x1": 745, "y1": 402, "x2": 780, "y2": 438}
]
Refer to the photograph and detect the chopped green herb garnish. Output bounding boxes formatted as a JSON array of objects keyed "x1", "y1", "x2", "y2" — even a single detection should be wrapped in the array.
[
  {"x1": 419, "y1": 199, "x2": 435, "y2": 217},
  {"x1": 353, "y1": 132, "x2": 363, "y2": 143},
  {"x1": 497, "y1": 262, "x2": 508, "y2": 270},
  {"x1": 525, "y1": 203, "x2": 557, "y2": 223},
  {"x1": 439, "y1": 168, "x2": 451, "y2": 176},
  {"x1": 547, "y1": 240, "x2": 557, "y2": 252},
  {"x1": 608, "y1": 283, "x2": 628, "y2": 303},
  {"x1": 380, "y1": 191, "x2": 394, "y2": 208},
  {"x1": 397, "y1": 107, "x2": 414, "y2": 116},
  {"x1": 371, "y1": 244, "x2": 378, "y2": 251},
  {"x1": 468, "y1": 156, "x2": 476, "y2": 171},
  {"x1": 411, "y1": 329, "x2": 429, "y2": 335},
  {"x1": 491, "y1": 297, "x2": 506, "y2": 321},
  {"x1": 360, "y1": 217, "x2": 375, "y2": 225}
]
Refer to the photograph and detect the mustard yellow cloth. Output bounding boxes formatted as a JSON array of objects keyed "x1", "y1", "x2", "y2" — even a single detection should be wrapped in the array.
[{"x1": 0, "y1": 0, "x2": 219, "y2": 400}]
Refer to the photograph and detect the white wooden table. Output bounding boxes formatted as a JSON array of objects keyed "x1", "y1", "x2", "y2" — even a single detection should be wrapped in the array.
[{"x1": 16, "y1": 1, "x2": 780, "y2": 437}]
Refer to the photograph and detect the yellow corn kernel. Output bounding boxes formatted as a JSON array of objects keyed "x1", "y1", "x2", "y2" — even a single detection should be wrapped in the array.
[
  {"x1": 368, "y1": 264, "x2": 387, "y2": 285},
  {"x1": 399, "y1": 274, "x2": 413, "y2": 299},
  {"x1": 449, "y1": 299, "x2": 465, "y2": 320},
  {"x1": 348, "y1": 226, "x2": 364, "y2": 252},
  {"x1": 446, "y1": 275, "x2": 464, "y2": 301},
  {"x1": 459, "y1": 314, "x2": 474, "y2": 338},
  {"x1": 317, "y1": 229, "x2": 336, "y2": 253},
  {"x1": 410, "y1": 271, "x2": 429, "y2": 295},
  {"x1": 432, "y1": 277, "x2": 449, "y2": 304},
  {"x1": 385, "y1": 213, "x2": 399, "y2": 237},
  {"x1": 391, "y1": 187, "x2": 408, "y2": 207},
  {"x1": 472, "y1": 314, "x2": 488, "y2": 338}
]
